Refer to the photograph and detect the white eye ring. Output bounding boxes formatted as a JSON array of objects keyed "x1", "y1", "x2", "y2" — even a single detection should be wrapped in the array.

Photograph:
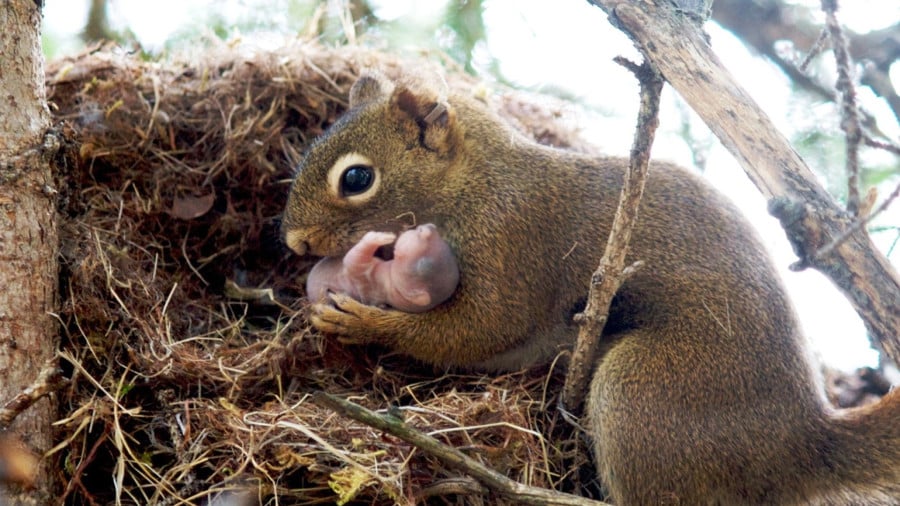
[{"x1": 327, "y1": 152, "x2": 381, "y2": 204}]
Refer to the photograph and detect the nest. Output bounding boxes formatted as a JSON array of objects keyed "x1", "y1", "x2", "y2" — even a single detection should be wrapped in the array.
[{"x1": 47, "y1": 41, "x2": 595, "y2": 505}]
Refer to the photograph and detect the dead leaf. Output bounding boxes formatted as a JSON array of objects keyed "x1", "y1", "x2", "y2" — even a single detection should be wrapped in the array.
[{"x1": 171, "y1": 192, "x2": 215, "y2": 220}]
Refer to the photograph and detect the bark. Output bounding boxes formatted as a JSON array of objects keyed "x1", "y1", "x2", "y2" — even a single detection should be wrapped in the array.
[
  {"x1": 0, "y1": 1, "x2": 59, "y2": 503},
  {"x1": 585, "y1": 0, "x2": 900, "y2": 363}
]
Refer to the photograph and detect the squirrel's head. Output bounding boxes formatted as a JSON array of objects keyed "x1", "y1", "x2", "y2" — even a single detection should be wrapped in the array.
[{"x1": 282, "y1": 73, "x2": 462, "y2": 257}]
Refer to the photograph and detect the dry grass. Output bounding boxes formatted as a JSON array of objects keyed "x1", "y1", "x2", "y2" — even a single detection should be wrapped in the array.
[{"x1": 47, "y1": 40, "x2": 596, "y2": 505}]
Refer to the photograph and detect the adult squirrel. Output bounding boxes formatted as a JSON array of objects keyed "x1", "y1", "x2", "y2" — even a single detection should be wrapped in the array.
[{"x1": 282, "y1": 73, "x2": 900, "y2": 504}]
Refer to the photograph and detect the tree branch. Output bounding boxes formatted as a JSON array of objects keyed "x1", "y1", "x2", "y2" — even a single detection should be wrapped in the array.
[
  {"x1": 823, "y1": 0, "x2": 862, "y2": 215},
  {"x1": 562, "y1": 59, "x2": 661, "y2": 413},
  {"x1": 0, "y1": 359, "x2": 63, "y2": 430},
  {"x1": 311, "y1": 391, "x2": 610, "y2": 506},
  {"x1": 586, "y1": 0, "x2": 900, "y2": 364}
]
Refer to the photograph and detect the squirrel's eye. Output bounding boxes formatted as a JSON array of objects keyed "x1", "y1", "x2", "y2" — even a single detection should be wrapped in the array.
[
  {"x1": 340, "y1": 165, "x2": 375, "y2": 196},
  {"x1": 327, "y1": 154, "x2": 379, "y2": 202}
]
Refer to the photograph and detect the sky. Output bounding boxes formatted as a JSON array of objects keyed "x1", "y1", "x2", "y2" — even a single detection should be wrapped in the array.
[{"x1": 42, "y1": 0, "x2": 900, "y2": 370}]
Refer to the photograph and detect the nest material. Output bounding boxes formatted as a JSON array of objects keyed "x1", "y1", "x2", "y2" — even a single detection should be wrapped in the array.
[{"x1": 48, "y1": 41, "x2": 593, "y2": 505}]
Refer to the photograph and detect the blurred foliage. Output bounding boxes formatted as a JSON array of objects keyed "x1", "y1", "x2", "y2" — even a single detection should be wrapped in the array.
[
  {"x1": 443, "y1": 0, "x2": 486, "y2": 73},
  {"x1": 41, "y1": 33, "x2": 60, "y2": 59},
  {"x1": 161, "y1": 0, "x2": 325, "y2": 54},
  {"x1": 361, "y1": 0, "x2": 493, "y2": 75},
  {"x1": 41, "y1": 0, "x2": 900, "y2": 246},
  {"x1": 795, "y1": 129, "x2": 848, "y2": 199},
  {"x1": 47, "y1": 1, "x2": 498, "y2": 76},
  {"x1": 789, "y1": 78, "x2": 900, "y2": 204}
]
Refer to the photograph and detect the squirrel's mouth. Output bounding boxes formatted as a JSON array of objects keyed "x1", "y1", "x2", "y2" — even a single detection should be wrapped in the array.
[
  {"x1": 286, "y1": 223, "x2": 407, "y2": 259},
  {"x1": 283, "y1": 229, "x2": 309, "y2": 256},
  {"x1": 284, "y1": 226, "x2": 352, "y2": 258},
  {"x1": 375, "y1": 243, "x2": 395, "y2": 261}
]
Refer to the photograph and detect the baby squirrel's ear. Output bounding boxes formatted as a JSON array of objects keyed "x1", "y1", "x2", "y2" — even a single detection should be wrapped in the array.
[
  {"x1": 390, "y1": 84, "x2": 458, "y2": 155},
  {"x1": 349, "y1": 73, "x2": 393, "y2": 108}
]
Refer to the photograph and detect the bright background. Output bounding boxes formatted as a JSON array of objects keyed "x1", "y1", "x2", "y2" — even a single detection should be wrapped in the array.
[{"x1": 42, "y1": 0, "x2": 900, "y2": 371}]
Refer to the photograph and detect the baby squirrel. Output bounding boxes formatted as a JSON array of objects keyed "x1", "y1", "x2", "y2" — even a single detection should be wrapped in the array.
[
  {"x1": 282, "y1": 73, "x2": 900, "y2": 504},
  {"x1": 305, "y1": 224, "x2": 459, "y2": 312}
]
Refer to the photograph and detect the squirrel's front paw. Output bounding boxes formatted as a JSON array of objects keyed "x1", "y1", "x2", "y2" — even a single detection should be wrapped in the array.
[{"x1": 310, "y1": 292, "x2": 395, "y2": 343}]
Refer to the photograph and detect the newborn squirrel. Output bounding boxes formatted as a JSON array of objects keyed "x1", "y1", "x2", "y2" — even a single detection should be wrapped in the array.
[
  {"x1": 282, "y1": 73, "x2": 900, "y2": 504},
  {"x1": 305, "y1": 223, "x2": 459, "y2": 312}
]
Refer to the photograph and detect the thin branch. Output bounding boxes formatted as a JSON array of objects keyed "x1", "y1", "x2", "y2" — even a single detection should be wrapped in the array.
[
  {"x1": 0, "y1": 359, "x2": 64, "y2": 430},
  {"x1": 809, "y1": 2, "x2": 900, "y2": 272},
  {"x1": 59, "y1": 422, "x2": 112, "y2": 505},
  {"x1": 561, "y1": 59, "x2": 662, "y2": 413},
  {"x1": 311, "y1": 391, "x2": 610, "y2": 506},
  {"x1": 863, "y1": 134, "x2": 900, "y2": 156},
  {"x1": 823, "y1": 0, "x2": 863, "y2": 216},
  {"x1": 814, "y1": 178, "x2": 900, "y2": 261},
  {"x1": 798, "y1": 28, "x2": 830, "y2": 72}
]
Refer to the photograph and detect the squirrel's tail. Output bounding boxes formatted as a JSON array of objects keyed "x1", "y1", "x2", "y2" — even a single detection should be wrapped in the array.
[{"x1": 815, "y1": 388, "x2": 900, "y2": 504}]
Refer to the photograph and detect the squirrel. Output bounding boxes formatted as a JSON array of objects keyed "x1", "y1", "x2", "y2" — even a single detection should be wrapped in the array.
[
  {"x1": 305, "y1": 223, "x2": 459, "y2": 312},
  {"x1": 281, "y1": 73, "x2": 900, "y2": 505}
]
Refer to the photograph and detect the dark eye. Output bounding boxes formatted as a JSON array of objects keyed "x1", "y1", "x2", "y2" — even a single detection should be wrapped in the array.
[{"x1": 340, "y1": 165, "x2": 375, "y2": 196}]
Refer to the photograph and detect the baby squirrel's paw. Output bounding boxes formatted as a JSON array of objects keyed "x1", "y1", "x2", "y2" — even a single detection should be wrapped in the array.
[{"x1": 310, "y1": 292, "x2": 398, "y2": 343}]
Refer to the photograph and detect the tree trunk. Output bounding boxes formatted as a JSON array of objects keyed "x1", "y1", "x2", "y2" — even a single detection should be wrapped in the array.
[
  {"x1": 0, "y1": 1, "x2": 59, "y2": 503},
  {"x1": 83, "y1": 0, "x2": 113, "y2": 43}
]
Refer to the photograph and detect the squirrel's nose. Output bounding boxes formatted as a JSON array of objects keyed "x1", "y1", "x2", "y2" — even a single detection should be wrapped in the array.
[{"x1": 283, "y1": 229, "x2": 309, "y2": 256}]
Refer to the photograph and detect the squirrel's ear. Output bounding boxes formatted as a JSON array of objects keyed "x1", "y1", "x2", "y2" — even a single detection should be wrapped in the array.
[
  {"x1": 349, "y1": 73, "x2": 393, "y2": 108},
  {"x1": 391, "y1": 85, "x2": 458, "y2": 155}
]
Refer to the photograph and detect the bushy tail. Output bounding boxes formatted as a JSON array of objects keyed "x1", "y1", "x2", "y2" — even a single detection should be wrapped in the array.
[{"x1": 816, "y1": 388, "x2": 900, "y2": 504}]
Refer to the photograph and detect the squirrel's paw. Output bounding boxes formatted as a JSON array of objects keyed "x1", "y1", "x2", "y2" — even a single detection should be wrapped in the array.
[{"x1": 310, "y1": 292, "x2": 396, "y2": 342}]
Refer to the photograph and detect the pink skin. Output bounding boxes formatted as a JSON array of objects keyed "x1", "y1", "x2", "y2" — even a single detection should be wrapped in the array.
[{"x1": 306, "y1": 224, "x2": 459, "y2": 313}]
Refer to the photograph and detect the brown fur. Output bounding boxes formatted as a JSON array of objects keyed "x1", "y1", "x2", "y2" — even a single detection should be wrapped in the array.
[{"x1": 282, "y1": 74, "x2": 900, "y2": 505}]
